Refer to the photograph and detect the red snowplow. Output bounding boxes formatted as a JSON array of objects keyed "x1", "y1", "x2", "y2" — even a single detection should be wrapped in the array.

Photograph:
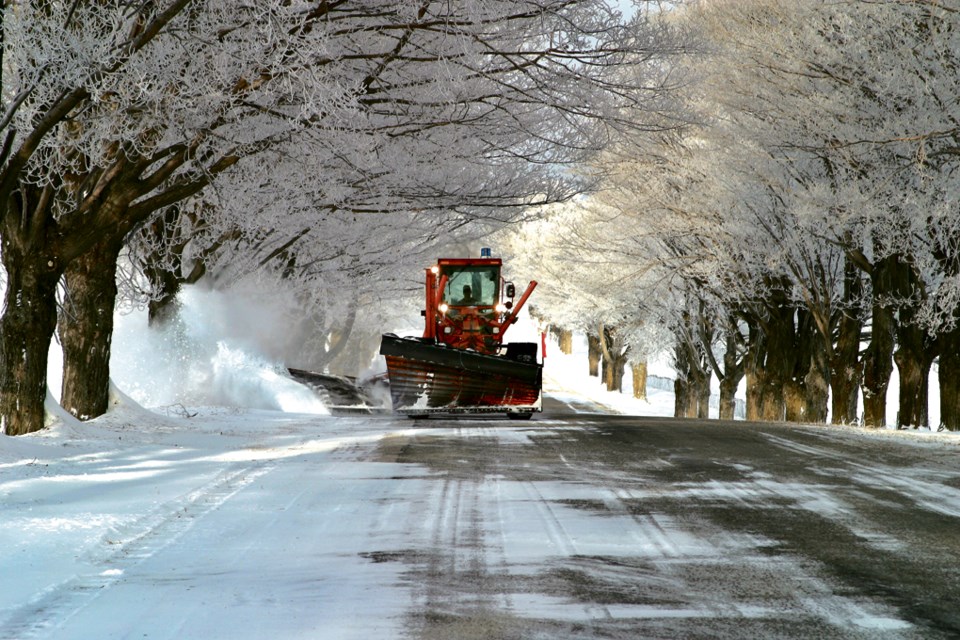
[{"x1": 379, "y1": 249, "x2": 542, "y2": 418}]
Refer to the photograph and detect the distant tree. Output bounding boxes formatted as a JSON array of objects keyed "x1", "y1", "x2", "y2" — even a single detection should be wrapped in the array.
[
  {"x1": 1, "y1": 1, "x2": 690, "y2": 434},
  {"x1": 605, "y1": 0, "x2": 960, "y2": 428}
]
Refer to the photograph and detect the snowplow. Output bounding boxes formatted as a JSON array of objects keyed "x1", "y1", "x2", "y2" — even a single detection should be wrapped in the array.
[{"x1": 379, "y1": 249, "x2": 542, "y2": 419}]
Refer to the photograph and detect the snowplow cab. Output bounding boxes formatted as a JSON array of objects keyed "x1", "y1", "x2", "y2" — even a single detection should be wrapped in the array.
[
  {"x1": 379, "y1": 249, "x2": 542, "y2": 418},
  {"x1": 428, "y1": 258, "x2": 505, "y2": 354}
]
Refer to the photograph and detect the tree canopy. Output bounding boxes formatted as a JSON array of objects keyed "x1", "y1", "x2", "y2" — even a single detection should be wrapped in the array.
[{"x1": 0, "y1": 0, "x2": 686, "y2": 434}]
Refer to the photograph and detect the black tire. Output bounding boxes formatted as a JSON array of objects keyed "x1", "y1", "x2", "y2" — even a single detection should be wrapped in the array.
[{"x1": 507, "y1": 412, "x2": 533, "y2": 420}]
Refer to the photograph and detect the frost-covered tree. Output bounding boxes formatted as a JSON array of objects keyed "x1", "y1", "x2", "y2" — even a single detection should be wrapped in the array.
[
  {"x1": 2, "y1": 0, "x2": 685, "y2": 434},
  {"x1": 692, "y1": 0, "x2": 960, "y2": 428},
  {"x1": 582, "y1": 0, "x2": 960, "y2": 428}
]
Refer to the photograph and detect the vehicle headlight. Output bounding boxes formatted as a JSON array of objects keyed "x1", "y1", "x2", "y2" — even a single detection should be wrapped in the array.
[
  {"x1": 495, "y1": 303, "x2": 507, "y2": 313},
  {"x1": 439, "y1": 303, "x2": 449, "y2": 314}
]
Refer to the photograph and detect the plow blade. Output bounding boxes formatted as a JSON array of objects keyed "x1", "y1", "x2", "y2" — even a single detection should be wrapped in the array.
[{"x1": 379, "y1": 334, "x2": 541, "y2": 416}]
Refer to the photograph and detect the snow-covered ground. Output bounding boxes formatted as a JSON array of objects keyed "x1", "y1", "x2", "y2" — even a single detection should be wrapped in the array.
[{"x1": 2, "y1": 290, "x2": 958, "y2": 639}]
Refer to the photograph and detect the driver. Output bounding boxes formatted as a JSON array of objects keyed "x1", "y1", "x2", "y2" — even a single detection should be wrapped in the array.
[{"x1": 456, "y1": 285, "x2": 477, "y2": 305}]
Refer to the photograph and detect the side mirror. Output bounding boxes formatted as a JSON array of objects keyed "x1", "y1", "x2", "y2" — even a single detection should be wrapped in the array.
[{"x1": 505, "y1": 282, "x2": 516, "y2": 298}]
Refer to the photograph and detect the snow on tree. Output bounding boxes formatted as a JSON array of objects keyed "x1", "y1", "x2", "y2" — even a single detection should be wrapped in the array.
[
  {"x1": 1, "y1": 1, "x2": 685, "y2": 435},
  {"x1": 688, "y1": 0, "x2": 960, "y2": 428},
  {"x1": 526, "y1": 0, "x2": 960, "y2": 427}
]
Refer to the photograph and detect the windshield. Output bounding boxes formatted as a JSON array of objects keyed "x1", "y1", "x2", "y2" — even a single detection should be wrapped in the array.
[{"x1": 441, "y1": 266, "x2": 500, "y2": 306}]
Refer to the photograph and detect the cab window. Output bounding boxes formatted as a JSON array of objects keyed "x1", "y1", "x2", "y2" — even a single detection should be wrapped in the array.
[{"x1": 442, "y1": 266, "x2": 499, "y2": 306}]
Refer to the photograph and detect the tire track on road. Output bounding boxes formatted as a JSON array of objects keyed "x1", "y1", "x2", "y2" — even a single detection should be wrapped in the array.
[{"x1": 0, "y1": 462, "x2": 273, "y2": 640}]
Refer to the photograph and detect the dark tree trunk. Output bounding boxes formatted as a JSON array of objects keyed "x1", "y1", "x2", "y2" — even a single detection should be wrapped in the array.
[
  {"x1": 932, "y1": 233, "x2": 960, "y2": 431},
  {"x1": 784, "y1": 311, "x2": 829, "y2": 424},
  {"x1": 862, "y1": 303, "x2": 895, "y2": 427},
  {"x1": 587, "y1": 334, "x2": 601, "y2": 377},
  {"x1": 894, "y1": 287, "x2": 935, "y2": 428},
  {"x1": 744, "y1": 318, "x2": 765, "y2": 421},
  {"x1": 0, "y1": 179, "x2": 142, "y2": 435},
  {"x1": 783, "y1": 380, "x2": 805, "y2": 423},
  {"x1": 804, "y1": 336, "x2": 830, "y2": 424},
  {"x1": 147, "y1": 264, "x2": 183, "y2": 327},
  {"x1": 0, "y1": 245, "x2": 63, "y2": 435},
  {"x1": 676, "y1": 357, "x2": 710, "y2": 419},
  {"x1": 718, "y1": 375, "x2": 739, "y2": 420},
  {"x1": 697, "y1": 377, "x2": 710, "y2": 419},
  {"x1": 831, "y1": 260, "x2": 863, "y2": 424},
  {"x1": 745, "y1": 369, "x2": 762, "y2": 421},
  {"x1": 861, "y1": 256, "x2": 901, "y2": 428},
  {"x1": 58, "y1": 236, "x2": 124, "y2": 421},
  {"x1": 940, "y1": 324, "x2": 960, "y2": 431},
  {"x1": 674, "y1": 342, "x2": 695, "y2": 418},
  {"x1": 890, "y1": 255, "x2": 933, "y2": 428},
  {"x1": 673, "y1": 322, "x2": 711, "y2": 419},
  {"x1": 893, "y1": 334, "x2": 934, "y2": 428},
  {"x1": 759, "y1": 299, "x2": 794, "y2": 422},
  {"x1": 717, "y1": 320, "x2": 745, "y2": 421}
]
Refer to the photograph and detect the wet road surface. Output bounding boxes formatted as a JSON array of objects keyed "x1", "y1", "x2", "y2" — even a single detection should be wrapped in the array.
[{"x1": 382, "y1": 401, "x2": 960, "y2": 639}]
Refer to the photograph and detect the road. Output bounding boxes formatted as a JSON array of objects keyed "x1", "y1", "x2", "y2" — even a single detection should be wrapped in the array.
[
  {"x1": 7, "y1": 396, "x2": 960, "y2": 640},
  {"x1": 377, "y1": 397, "x2": 960, "y2": 639}
]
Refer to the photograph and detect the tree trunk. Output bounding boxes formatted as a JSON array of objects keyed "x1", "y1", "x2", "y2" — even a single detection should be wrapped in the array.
[
  {"x1": 756, "y1": 300, "x2": 793, "y2": 422},
  {"x1": 862, "y1": 303, "x2": 894, "y2": 428},
  {"x1": 862, "y1": 256, "x2": 901, "y2": 428},
  {"x1": 830, "y1": 316, "x2": 861, "y2": 425},
  {"x1": 605, "y1": 356, "x2": 627, "y2": 392},
  {"x1": 0, "y1": 247, "x2": 63, "y2": 435},
  {"x1": 719, "y1": 374, "x2": 739, "y2": 420},
  {"x1": 717, "y1": 320, "x2": 745, "y2": 421},
  {"x1": 785, "y1": 313, "x2": 829, "y2": 424},
  {"x1": 674, "y1": 339, "x2": 710, "y2": 418},
  {"x1": 696, "y1": 372, "x2": 711, "y2": 419},
  {"x1": 893, "y1": 336, "x2": 933, "y2": 429},
  {"x1": 744, "y1": 318, "x2": 765, "y2": 421},
  {"x1": 587, "y1": 333, "x2": 601, "y2": 377},
  {"x1": 780, "y1": 308, "x2": 826, "y2": 424},
  {"x1": 940, "y1": 323, "x2": 960, "y2": 431},
  {"x1": 600, "y1": 325, "x2": 630, "y2": 393},
  {"x1": 632, "y1": 361, "x2": 647, "y2": 400},
  {"x1": 674, "y1": 342, "x2": 695, "y2": 418},
  {"x1": 757, "y1": 375, "x2": 785, "y2": 420},
  {"x1": 890, "y1": 256, "x2": 934, "y2": 428},
  {"x1": 137, "y1": 207, "x2": 208, "y2": 328},
  {"x1": 58, "y1": 236, "x2": 124, "y2": 421},
  {"x1": 783, "y1": 380, "x2": 806, "y2": 423},
  {"x1": 745, "y1": 368, "x2": 761, "y2": 421},
  {"x1": 830, "y1": 259, "x2": 863, "y2": 425},
  {"x1": 550, "y1": 326, "x2": 573, "y2": 355},
  {"x1": 804, "y1": 339, "x2": 830, "y2": 423},
  {"x1": 147, "y1": 267, "x2": 182, "y2": 327},
  {"x1": 894, "y1": 306, "x2": 934, "y2": 429}
]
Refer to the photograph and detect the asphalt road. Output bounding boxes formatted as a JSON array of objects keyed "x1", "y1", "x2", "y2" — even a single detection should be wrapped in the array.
[{"x1": 379, "y1": 396, "x2": 960, "y2": 639}]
